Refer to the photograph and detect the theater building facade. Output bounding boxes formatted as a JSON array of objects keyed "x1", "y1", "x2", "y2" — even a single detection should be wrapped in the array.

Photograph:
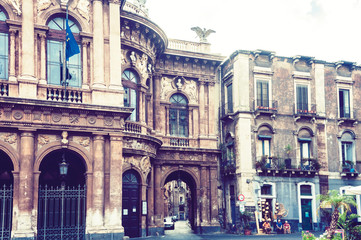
[{"x1": 0, "y1": 0, "x2": 223, "y2": 239}]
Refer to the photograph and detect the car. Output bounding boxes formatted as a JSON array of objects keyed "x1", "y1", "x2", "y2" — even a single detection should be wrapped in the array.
[
  {"x1": 171, "y1": 215, "x2": 178, "y2": 222},
  {"x1": 164, "y1": 217, "x2": 175, "y2": 230}
]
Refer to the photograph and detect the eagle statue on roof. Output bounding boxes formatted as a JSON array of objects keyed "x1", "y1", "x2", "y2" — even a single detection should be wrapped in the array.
[{"x1": 191, "y1": 27, "x2": 216, "y2": 43}]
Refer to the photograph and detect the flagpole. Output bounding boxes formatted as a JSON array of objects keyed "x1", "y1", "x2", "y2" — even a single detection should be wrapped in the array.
[{"x1": 63, "y1": 4, "x2": 68, "y2": 101}]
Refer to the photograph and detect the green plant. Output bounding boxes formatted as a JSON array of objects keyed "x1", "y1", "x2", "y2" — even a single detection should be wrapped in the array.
[
  {"x1": 255, "y1": 156, "x2": 267, "y2": 170},
  {"x1": 239, "y1": 211, "x2": 252, "y2": 230},
  {"x1": 318, "y1": 190, "x2": 357, "y2": 239},
  {"x1": 302, "y1": 231, "x2": 317, "y2": 240},
  {"x1": 303, "y1": 231, "x2": 342, "y2": 240},
  {"x1": 284, "y1": 144, "x2": 292, "y2": 158},
  {"x1": 312, "y1": 159, "x2": 322, "y2": 171},
  {"x1": 337, "y1": 212, "x2": 361, "y2": 240}
]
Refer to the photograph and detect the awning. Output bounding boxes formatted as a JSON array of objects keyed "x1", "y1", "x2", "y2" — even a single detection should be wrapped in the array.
[{"x1": 344, "y1": 186, "x2": 361, "y2": 195}]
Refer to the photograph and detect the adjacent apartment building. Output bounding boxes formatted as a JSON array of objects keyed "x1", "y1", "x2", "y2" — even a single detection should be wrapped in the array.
[{"x1": 219, "y1": 49, "x2": 361, "y2": 232}]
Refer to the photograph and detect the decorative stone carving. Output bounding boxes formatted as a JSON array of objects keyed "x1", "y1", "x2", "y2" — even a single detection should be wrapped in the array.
[
  {"x1": 123, "y1": 138, "x2": 157, "y2": 155},
  {"x1": 3, "y1": 133, "x2": 16, "y2": 144},
  {"x1": 79, "y1": 137, "x2": 90, "y2": 147},
  {"x1": 140, "y1": 156, "x2": 151, "y2": 175},
  {"x1": 183, "y1": 80, "x2": 197, "y2": 102},
  {"x1": 130, "y1": 51, "x2": 137, "y2": 66},
  {"x1": 160, "y1": 77, "x2": 173, "y2": 100},
  {"x1": 37, "y1": 0, "x2": 52, "y2": 13},
  {"x1": 7, "y1": 0, "x2": 21, "y2": 16},
  {"x1": 61, "y1": 131, "x2": 68, "y2": 145},
  {"x1": 38, "y1": 135, "x2": 49, "y2": 146},
  {"x1": 70, "y1": 114, "x2": 79, "y2": 124},
  {"x1": 104, "y1": 116, "x2": 113, "y2": 126},
  {"x1": 13, "y1": 111, "x2": 23, "y2": 120},
  {"x1": 87, "y1": 116, "x2": 96, "y2": 124},
  {"x1": 52, "y1": 113, "x2": 62, "y2": 122},
  {"x1": 135, "y1": 53, "x2": 150, "y2": 81},
  {"x1": 76, "y1": 0, "x2": 90, "y2": 22}
]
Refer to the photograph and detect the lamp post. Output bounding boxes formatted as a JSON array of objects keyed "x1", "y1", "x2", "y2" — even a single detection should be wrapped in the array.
[{"x1": 58, "y1": 152, "x2": 68, "y2": 239}]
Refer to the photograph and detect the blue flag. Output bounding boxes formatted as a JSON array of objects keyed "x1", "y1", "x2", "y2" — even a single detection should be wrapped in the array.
[{"x1": 65, "y1": 19, "x2": 80, "y2": 61}]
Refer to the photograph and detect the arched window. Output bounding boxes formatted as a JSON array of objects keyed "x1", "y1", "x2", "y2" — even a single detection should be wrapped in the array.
[
  {"x1": 169, "y1": 93, "x2": 188, "y2": 137},
  {"x1": 47, "y1": 17, "x2": 81, "y2": 87},
  {"x1": 0, "y1": 8, "x2": 8, "y2": 80},
  {"x1": 122, "y1": 69, "x2": 138, "y2": 121}
]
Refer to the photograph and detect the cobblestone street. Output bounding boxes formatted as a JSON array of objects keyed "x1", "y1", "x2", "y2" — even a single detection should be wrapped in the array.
[{"x1": 131, "y1": 221, "x2": 322, "y2": 240}]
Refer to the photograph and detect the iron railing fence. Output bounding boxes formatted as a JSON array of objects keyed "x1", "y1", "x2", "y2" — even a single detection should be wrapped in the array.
[
  {"x1": 37, "y1": 185, "x2": 86, "y2": 240},
  {"x1": 0, "y1": 185, "x2": 12, "y2": 240}
]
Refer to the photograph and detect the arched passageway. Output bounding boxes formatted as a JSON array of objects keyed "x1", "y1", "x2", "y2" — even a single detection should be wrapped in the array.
[
  {"x1": 0, "y1": 151, "x2": 14, "y2": 240},
  {"x1": 37, "y1": 150, "x2": 87, "y2": 240},
  {"x1": 164, "y1": 170, "x2": 197, "y2": 231}
]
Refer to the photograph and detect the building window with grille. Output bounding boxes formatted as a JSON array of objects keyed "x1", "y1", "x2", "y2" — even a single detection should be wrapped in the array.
[
  {"x1": 257, "y1": 80, "x2": 269, "y2": 108},
  {"x1": 169, "y1": 93, "x2": 188, "y2": 137},
  {"x1": 122, "y1": 69, "x2": 138, "y2": 121},
  {"x1": 339, "y1": 89, "x2": 351, "y2": 118},
  {"x1": 296, "y1": 84, "x2": 309, "y2": 112},
  {"x1": 0, "y1": 8, "x2": 8, "y2": 80},
  {"x1": 47, "y1": 17, "x2": 81, "y2": 87}
]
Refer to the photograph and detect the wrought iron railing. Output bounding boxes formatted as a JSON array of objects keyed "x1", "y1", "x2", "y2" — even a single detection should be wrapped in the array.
[
  {"x1": 294, "y1": 103, "x2": 317, "y2": 116},
  {"x1": 47, "y1": 88, "x2": 83, "y2": 103},
  {"x1": 255, "y1": 156, "x2": 320, "y2": 172},
  {"x1": 0, "y1": 185, "x2": 12, "y2": 240},
  {"x1": 37, "y1": 185, "x2": 86, "y2": 240},
  {"x1": 253, "y1": 100, "x2": 278, "y2": 113}
]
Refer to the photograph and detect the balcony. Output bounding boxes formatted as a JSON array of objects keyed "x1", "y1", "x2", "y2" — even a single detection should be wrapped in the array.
[
  {"x1": 337, "y1": 109, "x2": 358, "y2": 126},
  {"x1": 220, "y1": 102, "x2": 234, "y2": 120},
  {"x1": 294, "y1": 104, "x2": 317, "y2": 120},
  {"x1": 255, "y1": 156, "x2": 320, "y2": 177},
  {"x1": 340, "y1": 161, "x2": 359, "y2": 178},
  {"x1": 253, "y1": 100, "x2": 277, "y2": 118},
  {"x1": 221, "y1": 160, "x2": 236, "y2": 177}
]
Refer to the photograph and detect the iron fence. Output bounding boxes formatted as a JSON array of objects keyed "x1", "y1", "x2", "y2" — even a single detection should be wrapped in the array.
[
  {"x1": 0, "y1": 185, "x2": 12, "y2": 240},
  {"x1": 37, "y1": 185, "x2": 86, "y2": 240}
]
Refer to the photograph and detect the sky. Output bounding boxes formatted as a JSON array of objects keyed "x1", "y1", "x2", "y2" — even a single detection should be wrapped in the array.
[{"x1": 146, "y1": 0, "x2": 361, "y2": 65}]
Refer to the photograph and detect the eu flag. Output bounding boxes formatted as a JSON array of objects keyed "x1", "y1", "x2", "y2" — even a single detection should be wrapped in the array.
[{"x1": 65, "y1": 19, "x2": 80, "y2": 61}]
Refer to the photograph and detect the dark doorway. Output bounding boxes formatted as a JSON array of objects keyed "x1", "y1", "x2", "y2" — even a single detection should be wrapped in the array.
[
  {"x1": 37, "y1": 150, "x2": 86, "y2": 240},
  {"x1": 0, "y1": 151, "x2": 13, "y2": 240},
  {"x1": 122, "y1": 170, "x2": 140, "y2": 238},
  {"x1": 301, "y1": 199, "x2": 313, "y2": 230}
]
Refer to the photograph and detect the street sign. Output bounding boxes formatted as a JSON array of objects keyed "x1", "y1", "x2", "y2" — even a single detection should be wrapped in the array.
[
  {"x1": 238, "y1": 194, "x2": 245, "y2": 201},
  {"x1": 239, "y1": 204, "x2": 245, "y2": 213}
]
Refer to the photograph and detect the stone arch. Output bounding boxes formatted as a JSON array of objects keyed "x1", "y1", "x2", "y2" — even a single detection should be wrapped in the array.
[
  {"x1": 338, "y1": 129, "x2": 356, "y2": 139},
  {"x1": 0, "y1": 140, "x2": 19, "y2": 171},
  {"x1": 167, "y1": 90, "x2": 191, "y2": 104},
  {"x1": 123, "y1": 165, "x2": 146, "y2": 185},
  {"x1": 256, "y1": 123, "x2": 275, "y2": 134},
  {"x1": 38, "y1": 8, "x2": 90, "y2": 33},
  {"x1": 122, "y1": 67, "x2": 141, "y2": 83},
  {"x1": 34, "y1": 141, "x2": 92, "y2": 173},
  {"x1": 160, "y1": 166, "x2": 199, "y2": 189},
  {"x1": 0, "y1": 1, "x2": 19, "y2": 20},
  {"x1": 295, "y1": 126, "x2": 314, "y2": 137}
]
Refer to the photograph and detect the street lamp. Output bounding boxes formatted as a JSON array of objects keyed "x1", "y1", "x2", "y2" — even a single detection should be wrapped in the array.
[{"x1": 59, "y1": 153, "x2": 69, "y2": 188}]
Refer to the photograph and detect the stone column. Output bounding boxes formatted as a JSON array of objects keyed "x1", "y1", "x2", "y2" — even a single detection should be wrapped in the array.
[
  {"x1": 19, "y1": 0, "x2": 37, "y2": 98},
  {"x1": 109, "y1": 0, "x2": 122, "y2": 90},
  {"x1": 92, "y1": 0, "x2": 105, "y2": 89},
  {"x1": 13, "y1": 131, "x2": 35, "y2": 238},
  {"x1": 9, "y1": 29, "x2": 17, "y2": 81},
  {"x1": 153, "y1": 74, "x2": 162, "y2": 134},
  {"x1": 209, "y1": 167, "x2": 219, "y2": 224},
  {"x1": 200, "y1": 166, "x2": 208, "y2": 224},
  {"x1": 198, "y1": 81, "x2": 206, "y2": 136},
  {"x1": 147, "y1": 166, "x2": 155, "y2": 227},
  {"x1": 82, "y1": 40, "x2": 89, "y2": 89},
  {"x1": 39, "y1": 33, "x2": 46, "y2": 84},
  {"x1": 105, "y1": 135, "x2": 124, "y2": 234},
  {"x1": 208, "y1": 82, "x2": 216, "y2": 136},
  {"x1": 92, "y1": 135, "x2": 105, "y2": 228},
  {"x1": 154, "y1": 164, "x2": 162, "y2": 226},
  {"x1": 138, "y1": 89, "x2": 144, "y2": 123}
]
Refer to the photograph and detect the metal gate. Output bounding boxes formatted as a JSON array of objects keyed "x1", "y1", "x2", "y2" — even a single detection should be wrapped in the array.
[
  {"x1": 37, "y1": 185, "x2": 86, "y2": 240},
  {"x1": 0, "y1": 185, "x2": 12, "y2": 240}
]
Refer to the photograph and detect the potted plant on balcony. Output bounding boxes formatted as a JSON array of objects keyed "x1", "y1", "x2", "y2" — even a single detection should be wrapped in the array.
[
  {"x1": 255, "y1": 155, "x2": 267, "y2": 171},
  {"x1": 310, "y1": 158, "x2": 321, "y2": 171},
  {"x1": 343, "y1": 160, "x2": 353, "y2": 172},
  {"x1": 284, "y1": 144, "x2": 292, "y2": 169}
]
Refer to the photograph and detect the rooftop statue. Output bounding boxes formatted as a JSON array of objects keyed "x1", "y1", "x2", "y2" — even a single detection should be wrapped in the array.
[{"x1": 191, "y1": 27, "x2": 216, "y2": 43}]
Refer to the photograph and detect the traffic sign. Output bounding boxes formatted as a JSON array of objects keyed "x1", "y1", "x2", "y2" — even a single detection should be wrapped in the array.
[{"x1": 238, "y1": 194, "x2": 245, "y2": 201}]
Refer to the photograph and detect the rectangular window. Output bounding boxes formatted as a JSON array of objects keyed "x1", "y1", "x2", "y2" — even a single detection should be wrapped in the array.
[
  {"x1": 300, "y1": 185, "x2": 312, "y2": 196},
  {"x1": 257, "y1": 81, "x2": 269, "y2": 107},
  {"x1": 300, "y1": 142, "x2": 310, "y2": 159},
  {"x1": 296, "y1": 85, "x2": 308, "y2": 112},
  {"x1": 262, "y1": 139, "x2": 270, "y2": 156},
  {"x1": 227, "y1": 84, "x2": 233, "y2": 113},
  {"x1": 0, "y1": 33, "x2": 8, "y2": 80},
  {"x1": 261, "y1": 185, "x2": 272, "y2": 196},
  {"x1": 339, "y1": 89, "x2": 350, "y2": 118},
  {"x1": 47, "y1": 40, "x2": 81, "y2": 88},
  {"x1": 341, "y1": 142, "x2": 353, "y2": 163}
]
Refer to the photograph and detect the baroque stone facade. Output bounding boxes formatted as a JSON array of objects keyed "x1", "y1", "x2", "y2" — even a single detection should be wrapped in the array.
[{"x1": 0, "y1": 0, "x2": 223, "y2": 239}]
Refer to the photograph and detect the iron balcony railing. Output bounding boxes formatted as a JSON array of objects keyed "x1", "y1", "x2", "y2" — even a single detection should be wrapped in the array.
[
  {"x1": 339, "y1": 108, "x2": 357, "y2": 119},
  {"x1": 294, "y1": 103, "x2": 317, "y2": 116},
  {"x1": 255, "y1": 156, "x2": 320, "y2": 172},
  {"x1": 253, "y1": 100, "x2": 278, "y2": 113}
]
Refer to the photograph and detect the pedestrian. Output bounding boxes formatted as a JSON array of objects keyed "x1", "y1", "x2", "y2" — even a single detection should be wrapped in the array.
[
  {"x1": 276, "y1": 219, "x2": 283, "y2": 234},
  {"x1": 262, "y1": 221, "x2": 271, "y2": 234},
  {"x1": 283, "y1": 220, "x2": 291, "y2": 234}
]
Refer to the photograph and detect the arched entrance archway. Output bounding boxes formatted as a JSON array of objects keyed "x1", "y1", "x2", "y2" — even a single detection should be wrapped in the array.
[
  {"x1": 122, "y1": 170, "x2": 141, "y2": 238},
  {"x1": 163, "y1": 170, "x2": 197, "y2": 231},
  {"x1": 0, "y1": 150, "x2": 14, "y2": 240},
  {"x1": 37, "y1": 150, "x2": 86, "y2": 240}
]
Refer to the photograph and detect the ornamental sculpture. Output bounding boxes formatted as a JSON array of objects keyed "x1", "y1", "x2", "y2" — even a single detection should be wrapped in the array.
[{"x1": 191, "y1": 27, "x2": 216, "y2": 43}]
